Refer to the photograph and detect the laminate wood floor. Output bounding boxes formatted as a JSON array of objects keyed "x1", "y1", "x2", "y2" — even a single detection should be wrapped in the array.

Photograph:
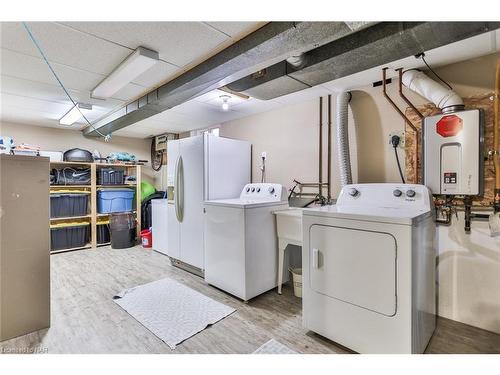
[{"x1": 1, "y1": 246, "x2": 499, "y2": 354}]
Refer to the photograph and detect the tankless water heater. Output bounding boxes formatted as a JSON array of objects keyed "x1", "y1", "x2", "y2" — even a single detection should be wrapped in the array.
[{"x1": 423, "y1": 109, "x2": 484, "y2": 196}]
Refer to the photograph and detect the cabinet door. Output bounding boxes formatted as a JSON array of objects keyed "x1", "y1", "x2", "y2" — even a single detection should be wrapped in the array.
[
  {"x1": 179, "y1": 136, "x2": 205, "y2": 269},
  {"x1": 309, "y1": 224, "x2": 397, "y2": 316},
  {"x1": 0, "y1": 155, "x2": 50, "y2": 340}
]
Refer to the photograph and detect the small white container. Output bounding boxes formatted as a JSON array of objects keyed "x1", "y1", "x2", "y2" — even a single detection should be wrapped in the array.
[
  {"x1": 39, "y1": 151, "x2": 63, "y2": 162},
  {"x1": 289, "y1": 267, "x2": 302, "y2": 298}
]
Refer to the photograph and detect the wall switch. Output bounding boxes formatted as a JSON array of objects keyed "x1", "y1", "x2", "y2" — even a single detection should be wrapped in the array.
[{"x1": 388, "y1": 132, "x2": 405, "y2": 148}]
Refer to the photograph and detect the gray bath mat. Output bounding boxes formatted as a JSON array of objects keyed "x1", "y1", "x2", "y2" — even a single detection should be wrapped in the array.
[
  {"x1": 113, "y1": 278, "x2": 235, "y2": 349},
  {"x1": 253, "y1": 339, "x2": 297, "y2": 354}
]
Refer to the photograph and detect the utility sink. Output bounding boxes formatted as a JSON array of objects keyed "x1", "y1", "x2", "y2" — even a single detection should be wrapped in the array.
[{"x1": 274, "y1": 208, "x2": 303, "y2": 243}]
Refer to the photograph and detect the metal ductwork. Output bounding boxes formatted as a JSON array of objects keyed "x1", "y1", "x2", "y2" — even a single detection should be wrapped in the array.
[
  {"x1": 84, "y1": 22, "x2": 372, "y2": 137},
  {"x1": 226, "y1": 22, "x2": 500, "y2": 100}
]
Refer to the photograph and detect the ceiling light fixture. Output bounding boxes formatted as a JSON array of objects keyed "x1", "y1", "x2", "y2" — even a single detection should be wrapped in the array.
[
  {"x1": 91, "y1": 46, "x2": 159, "y2": 99},
  {"x1": 220, "y1": 95, "x2": 231, "y2": 111},
  {"x1": 59, "y1": 103, "x2": 92, "y2": 126}
]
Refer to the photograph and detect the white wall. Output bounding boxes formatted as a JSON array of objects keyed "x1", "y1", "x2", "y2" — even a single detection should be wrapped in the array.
[
  {"x1": 219, "y1": 52, "x2": 500, "y2": 334},
  {"x1": 0, "y1": 121, "x2": 157, "y2": 186}
]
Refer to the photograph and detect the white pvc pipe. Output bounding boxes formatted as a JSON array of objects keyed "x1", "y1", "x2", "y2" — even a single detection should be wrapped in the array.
[{"x1": 402, "y1": 70, "x2": 463, "y2": 111}]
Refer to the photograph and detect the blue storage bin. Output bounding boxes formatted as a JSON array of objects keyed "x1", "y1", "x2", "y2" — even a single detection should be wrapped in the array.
[{"x1": 97, "y1": 189, "x2": 135, "y2": 213}]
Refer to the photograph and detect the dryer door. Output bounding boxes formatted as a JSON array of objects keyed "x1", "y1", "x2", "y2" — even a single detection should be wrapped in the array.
[{"x1": 309, "y1": 225, "x2": 397, "y2": 316}]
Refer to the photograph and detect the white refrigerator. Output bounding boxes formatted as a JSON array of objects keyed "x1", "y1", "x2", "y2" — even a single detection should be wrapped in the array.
[{"x1": 166, "y1": 133, "x2": 251, "y2": 273}]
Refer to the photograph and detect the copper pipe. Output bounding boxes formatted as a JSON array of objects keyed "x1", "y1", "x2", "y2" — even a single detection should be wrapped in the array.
[
  {"x1": 319, "y1": 97, "x2": 323, "y2": 197},
  {"x1": 327, "y1": 94, "x2": 332, "y2": 201},
  {"x1": 396, "y1": 68, "x2": 424, "y2": 120},
  {"x1": 494, "y1": 61, "x2": 500, "y2": 206},
  {"x1": 396, "y1": 68, "x2": 422, "y2": 183},
  {"x1": 382, "y1": 67, "x2": 420, "y2": 183},
  {"x1": 382, "y1": 68, "x2": 418, "y2": 132}
]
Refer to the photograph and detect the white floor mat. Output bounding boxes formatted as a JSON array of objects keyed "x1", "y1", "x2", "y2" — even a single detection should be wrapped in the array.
[
  {"x1": 113, "y1": 278, "x2": 235, "y2": 349},
  {"x1": 253, "y1": 339, "x2": 297, "y2": 354}
]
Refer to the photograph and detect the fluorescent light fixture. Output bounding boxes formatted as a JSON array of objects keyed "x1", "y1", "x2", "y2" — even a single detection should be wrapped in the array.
[
  {"x1": 59, "y1": 103, "x2": 92, "y2": 126},
  {"x1": 91, "y1": 47, "x2": 159, "y2": 99},
  {"x1": 220, "y1": 95, "x2": 230, "y2": 111}
]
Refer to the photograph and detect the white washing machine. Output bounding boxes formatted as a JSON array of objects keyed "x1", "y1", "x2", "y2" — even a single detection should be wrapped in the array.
[
  {"x1": 204, "y1": 183, "x2": 288, "y2": 301},
  {"x1": 302, "y1": 183, "x2": 436, "y2": 354}
]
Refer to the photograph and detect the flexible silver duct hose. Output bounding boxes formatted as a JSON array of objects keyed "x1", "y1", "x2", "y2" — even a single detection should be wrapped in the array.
[{"x1": 336, "y1": 92, "x2": 352, "y2": 187}]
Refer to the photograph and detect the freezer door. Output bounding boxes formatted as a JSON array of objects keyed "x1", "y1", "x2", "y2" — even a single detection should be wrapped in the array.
[
  {"x1": 204, "y1": 134, "x2": 251, "y2": 200},
  {"x1": 167, "y1": 139, "x2": 179, "y2": 191},
  {"x1": 309, "y1": 224, "x2": 397, "y2": 317},
  {"x1": 166, "y1": 140, "x2": 180, "y2": 259},
  {"x1": 179, "y1": 135, "x2": 205, "y2": 269}
]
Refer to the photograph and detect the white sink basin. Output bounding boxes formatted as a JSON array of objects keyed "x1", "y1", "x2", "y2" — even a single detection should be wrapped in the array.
[{"x1": 274, "y1": 208, "x2": 302, "y2": 243}]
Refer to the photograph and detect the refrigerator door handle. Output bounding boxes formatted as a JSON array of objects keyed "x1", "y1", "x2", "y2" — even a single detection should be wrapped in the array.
[{"x1": 175, "y1": 155, "x2": 184, "y2": 222}]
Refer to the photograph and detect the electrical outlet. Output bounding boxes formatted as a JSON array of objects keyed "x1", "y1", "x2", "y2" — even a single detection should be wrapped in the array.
[
  {"x1": 261, "y1": 151, "x2": 267, "y2": 160},
  {"x1": 388, "y1": 132, "x2": 405, "y2": 148}
]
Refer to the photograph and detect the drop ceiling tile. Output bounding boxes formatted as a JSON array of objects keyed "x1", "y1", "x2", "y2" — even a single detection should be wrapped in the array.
[
  {"x1": 195, "y1": 89, "x2": 248, "y2": 107},
  {"x1": 0, "y1": 75, "x2": 125, "y2": 111},
  {"x1": 276, "y1": 85, "x2": 332, "y2": 105},
  {"x1": 205, "y1": 22, "x2": 263, "y2": 38},
  {"x1": 131, "y1": 60, "x2": 179, "y2": 88},
  {"x1": 146, "y1": 109, "x2": 191, "y2": 124},
  {"x1": 111, "y1": 83, "x2": 148, "y2": 102},
  {"x1": 1, "y1": 49, "x2": 104, "y2": 92},
  {"x1": 1, "y1": 22, "x2": 132, "y2": 76},
  {"x1": 1, "y1": 105, "x2": 86, "y2": 130},
  {"x1": 112, "y1": 129, "x2": 148, "y2": 139},
  {"x1": 230, "y1": 97, "x2": 285, "y2": 115},
  {"x1": 1, "y1": 91, "x2": 110, "y2": 124},
  {"x1": 1, "y1": 92, "x2": 73, "y2": 115},
  {"x1": 171, "y1": 100, "x2": 243, "y2": 124},
  {"x1": 60, "y1": 22, "x2": 230, "y2": 67}
]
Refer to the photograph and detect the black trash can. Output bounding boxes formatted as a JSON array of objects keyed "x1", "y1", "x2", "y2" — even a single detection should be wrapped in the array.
[{"x1": 109, "y1": 212, "x2": 136, "y2": 249}]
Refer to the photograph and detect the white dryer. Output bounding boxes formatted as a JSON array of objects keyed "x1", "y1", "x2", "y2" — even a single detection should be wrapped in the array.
[
  {"x1": 302, "y1": 183, "x2": 436, "y2": 354},
  {"x1": 204, "y1": 183, "x2": 288, "y2": 301}
]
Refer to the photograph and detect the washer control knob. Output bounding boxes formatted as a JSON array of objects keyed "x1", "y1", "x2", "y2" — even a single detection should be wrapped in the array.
[
  {"x1": 406, "y1": 189, "x2": 416, "y2": 198},
  {"x1": 268, "y1": 186, "x2": 275, "y2": 194},
  {"x1": 393, "y1": 189, "x2": 402, "y2": 197},
  {"x1": 256, "y1": 187, "x2": 261, "y2": 193},
  {"x1": 251, "y1": 187, "x2": 255, "y2": 192},
  {"x1": 246, "y1": 187, "x2": 250, "y2": 193},
  {"x1": 348, "y1": 188, "x2": 359, "y2": 197}
]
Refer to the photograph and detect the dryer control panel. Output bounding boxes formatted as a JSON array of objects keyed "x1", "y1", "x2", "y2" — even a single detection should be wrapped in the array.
[
  {"x1": 337, "y1": 183, "x2": 432, "y2": 211},
  {"x1": 240, "y1": 183, "x2": 287, "y2": 202}
]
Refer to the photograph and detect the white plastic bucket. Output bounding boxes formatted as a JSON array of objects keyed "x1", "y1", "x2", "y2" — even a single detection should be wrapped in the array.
[{"x1": 289, "y1": 267, "x2": 302, "y2": 298}]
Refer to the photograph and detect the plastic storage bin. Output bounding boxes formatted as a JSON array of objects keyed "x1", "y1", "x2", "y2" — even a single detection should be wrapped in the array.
[
  {"x1": 97, "y1": 168, "x2": 125, "y2": 185},
  {"x1": 97, "y1": 224, "x2": 110, "y2": 245},
  {"x1": 97, "y1": 188, "x2": 135, "y2": 213},
  {"x1": 50, "y1": 190, "x2": 90, "y2": 218},
  {"x1": 50, "y1": 222, "x2": 90, "y2": 251}
]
